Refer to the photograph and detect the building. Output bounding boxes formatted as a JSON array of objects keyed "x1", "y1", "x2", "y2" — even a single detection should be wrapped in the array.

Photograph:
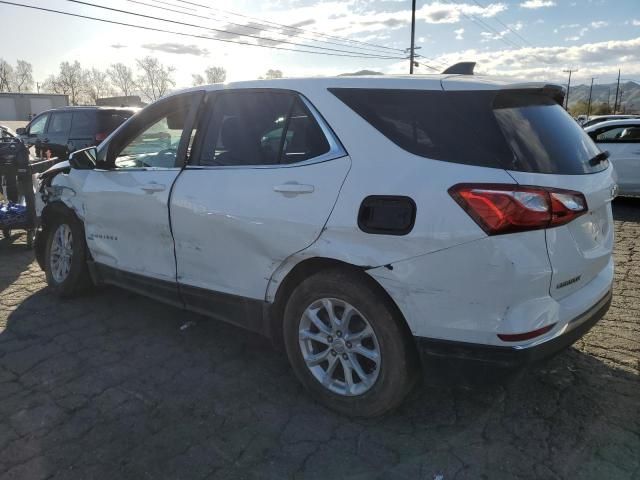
[
  {"x1": 0, "y1": 93, "x2": 69, "y2": 121},
  {"x1": 96, "y1": 95, "x2": 145, "y2": 108}
]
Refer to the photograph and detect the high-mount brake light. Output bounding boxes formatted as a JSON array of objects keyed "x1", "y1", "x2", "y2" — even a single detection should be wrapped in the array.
[{"x1": 449, "y1": 184, "x2": 588, "y2": 235}]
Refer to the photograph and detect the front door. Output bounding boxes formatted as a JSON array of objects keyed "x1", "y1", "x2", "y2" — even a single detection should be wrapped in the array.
[
  {"x1": 593, "y1": 123, "x2": 640, "y2": 195},
  {"x1": 171, "y1": 90, "x2": 350, "y2": 321},
  {"x1": 81, "y1": 91, "x2": 204, "y2": 298}
]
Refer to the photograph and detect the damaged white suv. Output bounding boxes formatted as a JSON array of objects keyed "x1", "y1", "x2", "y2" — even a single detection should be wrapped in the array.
[{"x1": 35, "y1": 75, "x2": 615, "y2": 416}]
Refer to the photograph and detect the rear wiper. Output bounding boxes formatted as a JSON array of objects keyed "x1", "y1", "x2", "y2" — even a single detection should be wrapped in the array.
[{"x1": 589, "y1": 150, "x2": 610, "y2": 167}]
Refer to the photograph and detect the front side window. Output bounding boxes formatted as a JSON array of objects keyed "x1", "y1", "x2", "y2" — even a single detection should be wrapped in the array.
[
  {"x1": 47, "y1": 112, "x2": 73, "y2": 136},
  {"x1": 198, "y1": 92, "x2": 330, "y2": 166},
  {"x1": 28, "y1": 114, "x2": 48, "y2": 136},
  {"x1": 114, "y1": 104, "x2": 191, "y2": 169},
  {"x1": 593, "y1": 125, "x2": 640, "y2": 142}
]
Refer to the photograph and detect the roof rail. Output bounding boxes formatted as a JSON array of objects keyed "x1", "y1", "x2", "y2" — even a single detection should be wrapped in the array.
[{"x1": 442, "y1": 62, "x2": 476, "y2": 75}]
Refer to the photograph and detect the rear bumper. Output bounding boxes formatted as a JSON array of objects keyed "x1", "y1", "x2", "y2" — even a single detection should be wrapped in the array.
[{"x1": 414, "y1": 290, "x2": 612, "y2": 368}]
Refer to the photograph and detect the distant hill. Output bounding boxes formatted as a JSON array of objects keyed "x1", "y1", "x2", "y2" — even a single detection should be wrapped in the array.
[
  {"x1": 338, "y1": 70, "x2": 384, "y2": 76},
  {"x1": 567, "y1": 81, "x2": 640, "y2": 114}
]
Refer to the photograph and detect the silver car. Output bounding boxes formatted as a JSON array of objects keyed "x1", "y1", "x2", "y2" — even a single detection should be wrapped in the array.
[{"x1": 586, "y1": 119, "x2": 640, "y2": 197}]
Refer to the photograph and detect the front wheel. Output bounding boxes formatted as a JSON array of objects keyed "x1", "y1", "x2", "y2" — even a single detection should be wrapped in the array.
[
  {"x1": 44, "y1": 211, "x2": 92, "y2": 297},
  {"x1": 283, "y1": 269, "x2": 418, "y2": 417}
]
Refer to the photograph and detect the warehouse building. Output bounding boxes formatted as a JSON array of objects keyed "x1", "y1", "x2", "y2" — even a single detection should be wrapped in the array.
[{"x1": 0, "y1": 93, "x2": 69, "y2": 121}]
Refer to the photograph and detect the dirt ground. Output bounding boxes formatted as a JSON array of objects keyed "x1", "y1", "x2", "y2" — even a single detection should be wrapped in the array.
[{"x1": 0, "y1": 199, "x2": 638, "y2": 480}]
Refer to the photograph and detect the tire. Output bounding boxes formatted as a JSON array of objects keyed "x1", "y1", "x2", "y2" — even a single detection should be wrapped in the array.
[
  {"x1": 283, "y1": 268, "x2": 418, "y2": 417},
  {"x1": 44, "y1": 210, "x2": 92, "y2": 297}
]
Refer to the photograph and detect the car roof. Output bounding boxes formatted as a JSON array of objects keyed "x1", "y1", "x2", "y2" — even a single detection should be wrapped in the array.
[
  {"x1": 172, "y1": 74, "x2": 561, "y2": 96},
  {"x1": 36, "y1": 106, "x2": 138, "y2": 115},
  {"x1": 584, "y1": 118, "x2": 640, "y2": 131}
]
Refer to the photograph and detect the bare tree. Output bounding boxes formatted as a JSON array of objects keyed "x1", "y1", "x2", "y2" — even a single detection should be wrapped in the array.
[
  {"x1": 0, "y1": 59, "x2": 14, "y2": 92},
  {"x1": 13, "y1": 60, "x2": 34, "y2": 92},
  {"x1": 86, "y1": 68, "x2": 112, "y2": 103},
  {"x1": 205, "y1": 66, "x2": 226, "y2": 84},
  {"x1": 192, "y1": 73, "x2": 205, "y2": 87},
  {"x1": 264, "y1": 69, "x2": 283, "y2": 80},
  {"x1": 43, "y1": 61, "x2": 87, "y2": 105},
  {"x1": 107, "y1": 63, "x2": 135, "y2": 97},
  {"x1": 135, "y1": 56, "x2": 175, "y2": 102}
]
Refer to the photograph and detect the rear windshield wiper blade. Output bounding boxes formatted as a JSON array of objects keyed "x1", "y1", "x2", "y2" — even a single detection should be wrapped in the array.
[{"x1": 589, "y1": 150, "x2": 610, "y2": 167}]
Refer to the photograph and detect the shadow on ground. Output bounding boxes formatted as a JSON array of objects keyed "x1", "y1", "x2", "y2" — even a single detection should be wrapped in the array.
[{"x1": 1, "y1": 284, "x2": 638, "y2": 480}]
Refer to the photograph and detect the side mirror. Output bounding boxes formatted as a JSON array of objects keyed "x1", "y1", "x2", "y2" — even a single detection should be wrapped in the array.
[
  {"x1": 15, "y1": 127, "x2": 26, "y2": 135},
  {"x1": 69, "y1": 146, "x2": 97, "y2": 170}
]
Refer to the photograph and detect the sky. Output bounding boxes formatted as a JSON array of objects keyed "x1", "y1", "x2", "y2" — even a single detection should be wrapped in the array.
[{"x1": 1, "y1": 0, "x2": 639, "y2": 89}]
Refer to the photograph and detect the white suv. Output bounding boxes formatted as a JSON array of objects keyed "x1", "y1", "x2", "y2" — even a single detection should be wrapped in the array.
[{"x1": 35, "y1": 76, "x2": 615, "y2": 416}]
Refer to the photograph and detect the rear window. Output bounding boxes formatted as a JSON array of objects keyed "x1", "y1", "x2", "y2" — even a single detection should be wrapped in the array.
[{"x1": 329, "y1": 88, "x2": 605, "y2": 175}]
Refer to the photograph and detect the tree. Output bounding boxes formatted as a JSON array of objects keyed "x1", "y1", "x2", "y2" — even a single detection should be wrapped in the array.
[
  {"x1": 591, "y1": 102, "x2": 612, "y2": 115},
  {"x1": 107, "y1": 63, "x2": 135, "y2": 97},
  {"x1": 205, "y1": 66, "x2": 226, "y2": 84},
  {"x1": 86, "y1": 68, "x2": 112, "y2": 103},
  {"x1": 0, "y1": 59, "x2": 14, "y2": 92},
  {"x1": 569, "y1": 100, "x2": 589, "y2": 117},
  {"x1": 263, "y1": 69, "x2": 283, "y2": 80},
  {"x1": 43, "y1": 61, "x2": 87, "y2": 105},
  {"x1": 13, "y1": 60, "x2": 33, "y2": 92},
  {"x1": 192, "y1": 73, "x2": 205, "y2": 87},
  {"x1": 135, "y1": 56, "x2": 175, "y2": 102}
]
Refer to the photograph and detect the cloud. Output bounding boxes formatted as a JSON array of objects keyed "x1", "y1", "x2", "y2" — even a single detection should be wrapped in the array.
[
  {"x1": 520, "y1": 0, "x2": 556, "y2": 8},
  {"x1": 590, "y1": 21, "x2": 608, "y2": 29},
  {"x1": 454, "y1": 28, "x2": 465, "y2": 40},
  {"x1": 395, "y1": 36, "x2": 640, "y2": 82},
  {"x1": 632, "y1": 19, "x2": 640, "y2": 26},
  {"x1": 142, "y1": 43, "x2": 210, "y2": 56},
  {"x1": 110, "y1": 44, "x2": 126, "y2": 49}
]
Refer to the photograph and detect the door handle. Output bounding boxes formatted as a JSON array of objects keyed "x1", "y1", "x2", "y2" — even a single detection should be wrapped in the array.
[
  {"x1": 140, "y1": 182, "x2": 166, "y2": 193},
  {"x1": 273, "y1": 183, "x2": 315, "y2": 195}
]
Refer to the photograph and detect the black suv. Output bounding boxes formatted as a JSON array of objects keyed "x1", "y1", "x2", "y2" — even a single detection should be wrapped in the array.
[{"x1": 17, "y1": 107, "x2": 137, "y2": 160}]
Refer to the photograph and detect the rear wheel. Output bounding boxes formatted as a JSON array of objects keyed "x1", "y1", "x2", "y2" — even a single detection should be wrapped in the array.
[
  {"x1": 44, "y1": 211, "x2": 92, "y2": 297},
  {"x1": 283, "y1": 269, "x2": 418, "y2": 417}
]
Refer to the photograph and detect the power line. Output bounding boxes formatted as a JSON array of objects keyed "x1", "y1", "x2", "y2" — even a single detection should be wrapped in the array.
[
  {"x1": 0, "y1": 1, "x2": 403, "y2": 60},
  {"x1": 63, "y1": 0, "x2": 404, "y2": 59},
  {"x1": 124, "y1": 0, "x2": 402, "y2": 56},
  {"x1": 171, "y1": 0, "x2": 405, "y2": 54}
]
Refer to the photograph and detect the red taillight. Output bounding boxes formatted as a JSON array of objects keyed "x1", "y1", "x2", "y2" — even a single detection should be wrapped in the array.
[
  {"x1": 94, "y1": 132, "x2": 107, "y2": 143},
  {"x1": 449, "y1": 184, "x2": 587, "y2": 235},
  {"x1": 497, "y1": 323, "x2": 556, "y2": 342}
]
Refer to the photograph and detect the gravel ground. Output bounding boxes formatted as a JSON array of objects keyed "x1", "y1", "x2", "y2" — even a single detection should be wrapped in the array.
[{"x1": 0, "y1": 199, "x2": 638, "y2": 480}]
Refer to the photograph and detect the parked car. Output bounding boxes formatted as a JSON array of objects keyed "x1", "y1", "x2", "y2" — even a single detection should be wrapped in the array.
[
  {"x1": 1, "y1": 125, "x2": 23, "y2": 201},
  {"x1": 16, "y1": 106, "x2": 137, "y2": 160},
  {"x1": 34, "y1": 76, "x2": 615, "y2": 416},
  {"x1": 581, "y1": 114, "x2": 640, "y2": 129},
  {"x1": 585, "y1": 118, "x2": 640, "y2": 196}
]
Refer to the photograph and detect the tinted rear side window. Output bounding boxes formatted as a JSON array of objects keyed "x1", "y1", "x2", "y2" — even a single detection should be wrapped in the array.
[
  {"x1": 71, "y1": 111, "x2": 97, "y2": 137},
  {"x1": 330, "y1": 88, "x2": 605, "y2": 174},
  {"x1": 99, "y1": 110, "x2": 135, "y2": 133}
]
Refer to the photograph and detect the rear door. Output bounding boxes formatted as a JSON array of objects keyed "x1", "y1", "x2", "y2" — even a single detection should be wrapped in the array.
[
  {"x1": 69, "y1": 110, "x2": 97, "y2": 154},
  {"x1": 171, "y1": 90, "x2": 350, "y2": 310}
]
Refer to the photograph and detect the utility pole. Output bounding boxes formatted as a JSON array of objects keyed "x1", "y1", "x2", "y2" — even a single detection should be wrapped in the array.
[
  {"x1": 587, "y1": 77, "x2": 595, "y2": 118},
  {"x1": 613, "y1": 69, "x2": 621, "y2": 113},
  {"x1": 563, "y1": 69, "x2": 577, "y2": 110},
  {"x1": 409, "y1": 0, "x2": 416, "y2": 74},
  {"x1": 36, "y1": 82, "x2": 40, "y2": 94}
]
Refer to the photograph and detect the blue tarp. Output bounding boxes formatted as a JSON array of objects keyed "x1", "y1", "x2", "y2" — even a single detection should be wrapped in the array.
[{"x1": 0, "y1": 202, "x2": 28, "y2": 229}]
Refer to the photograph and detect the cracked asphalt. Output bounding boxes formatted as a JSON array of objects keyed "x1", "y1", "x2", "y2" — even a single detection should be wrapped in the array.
[{"x1": 1, "y1": 200, "x2": 639, "y2": 480}]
